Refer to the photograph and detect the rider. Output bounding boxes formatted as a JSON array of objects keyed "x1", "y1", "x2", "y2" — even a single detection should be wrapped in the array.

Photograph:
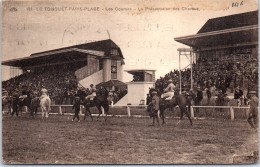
[
  {"x1": 40, "y1": 88, "x2": 49, "y2": 99},
  {"x1": 20, "y1": 85, "x2": 30, "y2": 100},
  {"x1": 161, "y1": 79, "x2": 176, "y2": 100},
  {"x1": 85, "y1": 84, "x2": 97, "y2": 103}
]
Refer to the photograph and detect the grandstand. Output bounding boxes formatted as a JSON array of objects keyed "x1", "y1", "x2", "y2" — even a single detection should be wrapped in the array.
[
  {"x1": 2, "y1": 39, "x2": 126, "y2": 104},
  {"x1": 171, "y1": 10, "x2": 258, "y2": 95}
]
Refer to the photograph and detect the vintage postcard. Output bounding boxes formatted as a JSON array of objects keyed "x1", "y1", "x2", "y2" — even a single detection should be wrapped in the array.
[{"x1": 1, "y1": 0, "x2": 259, "y2": 164}]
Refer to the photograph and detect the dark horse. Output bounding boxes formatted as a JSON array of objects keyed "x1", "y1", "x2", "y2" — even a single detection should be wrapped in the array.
[
  {"x1": 83, "y1": 89, "x2": 111, "y2": 121},
  {"x1": 18, "y1": 96, "x2": 32, "y2": 115},
  {"x1": 148, "y1": 89, "x2": 193, "y2": 126}
]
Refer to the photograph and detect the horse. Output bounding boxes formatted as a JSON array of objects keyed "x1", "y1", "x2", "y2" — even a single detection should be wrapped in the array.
[
  {"x1": 30, "y1": 97, "x2": 40, "y2": 118},
  {"x1": 18, "y1": 95, "x2": 32, "y2": 115},
  {"x1": 147, "y1": 88, "x2": 193, "y2": 126},
  {"x1": 83, "y1": 89, "x2": 111, "y2": 121},
  {"x1": 39, "y1": 95, "x2": 51, "y2": 119}
]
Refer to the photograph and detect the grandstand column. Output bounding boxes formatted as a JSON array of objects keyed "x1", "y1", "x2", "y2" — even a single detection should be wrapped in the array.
[
  {"x1": 117, "y1": 60, "x2": 123, "y2": 81},
  {"x1": 103, "y1": 58, "x2": 111, "y2": 82}
]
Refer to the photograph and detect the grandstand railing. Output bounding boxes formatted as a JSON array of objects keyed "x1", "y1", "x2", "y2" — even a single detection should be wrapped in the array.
[{"x1": 46, "y1": 104, "x2": 251, "y2": 120}]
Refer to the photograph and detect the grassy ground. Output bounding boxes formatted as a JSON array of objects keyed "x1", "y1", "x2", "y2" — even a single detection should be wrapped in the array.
[{"x1": 2, "y1": 113, "x2": 258, "y2": 164}]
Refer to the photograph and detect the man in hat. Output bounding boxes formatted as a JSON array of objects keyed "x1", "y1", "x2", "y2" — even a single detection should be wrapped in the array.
[
  {"x1": 195, "y1": 86, "x2": 203, "y2": 112},
  {"x1": 247, "y1": 91, "x2": 258, "y2": 129},
  {"x1": 30, "y1": 91, "x2": 40, "y2": 117},
  {"x1": 150, "y1": 91, "x2": 160, "y2": 126},
  {"x1": 72, "y1": 96, "x2": 81, "y2": 122},
  {"x1": 161, "y1": 79, "x2": 176, "y2": 100},
  {"x1": 234, "y1": 86, "x2": 243, "y2": 106},
  {"x1": 11, "y1": 92, "x2": 19, "y2": 117}
]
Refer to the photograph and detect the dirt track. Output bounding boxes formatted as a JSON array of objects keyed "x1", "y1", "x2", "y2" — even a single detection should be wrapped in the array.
[{"x1": 2, "y1": 114, "x2": 259, "y2": 164}]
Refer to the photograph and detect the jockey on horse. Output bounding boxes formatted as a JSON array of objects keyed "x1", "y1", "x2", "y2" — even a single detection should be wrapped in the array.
[
  {"x1": 161, "y1": 79, "x2": 176, "y2": 100},
  {"x1": 85, "y1": 84, "x2": 97, "y2": 106},
  {"x1": 147, "y1": 79, "x2": 193, "y2": 126},
  {"x1": 83, "y1": 85, "x2": 111, "y2": 121}
]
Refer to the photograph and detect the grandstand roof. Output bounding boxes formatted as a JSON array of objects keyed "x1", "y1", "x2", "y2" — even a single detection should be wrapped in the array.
[
  {"x1": 174, "y1": 10, "x2": 258, "y2": 49},
  {"x1": 2, "y1": 39, "x2": 124, "y2": 68},
  {"x1": 197, "y1": 11, "x2": 258, "y2": 34}
]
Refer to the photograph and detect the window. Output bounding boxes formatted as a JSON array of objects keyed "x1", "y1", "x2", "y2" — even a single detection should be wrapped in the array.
[
  {"x1": 110, "y1": 48, "x2": 119, "y2": 56},
  {"x1": 111, "y1": 60, "x2": 117, "y2": 79}
]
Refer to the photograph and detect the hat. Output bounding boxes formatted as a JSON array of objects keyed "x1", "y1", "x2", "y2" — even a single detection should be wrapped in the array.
[
  {"x1": 108, "y1": 92, "x2": 113, "y2": 96},
  {"x1": 248, "y1": 91, "x2": 257, "y2": 94},
  {"x1": 152, "y1": 91, "x2": 157, "y2": 94},
  {"x1": 90, "y1": 84, "x2": 94, "y2": 87},
  {"x1": 168, "y1": 79, "x2": 172, "y2": 82},
  {"x1": 41, "y1": 88, "x2": 48, "y2": 93},
  {"x1": 75, "y1": 96, "x2": 80, "y2": 99}
]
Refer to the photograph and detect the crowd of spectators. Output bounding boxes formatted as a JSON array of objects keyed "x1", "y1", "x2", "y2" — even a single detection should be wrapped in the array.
[
  {"x1": 154, "y1": 58, "x2": 258, "y2": 107},
  {"x1": 2, "y1": 65, "x2": 127, "y2": 105},
  {"x1": 3, "y1": 65, "x2": 78, "y2": 105}
]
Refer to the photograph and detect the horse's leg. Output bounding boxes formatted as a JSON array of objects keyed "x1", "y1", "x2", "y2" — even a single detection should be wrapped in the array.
[
  {"x1": 34, "y1": 108, "x2": 37, "y2": 118},
  {"x1": 177, "y1": 107, "x2": 184, "y2": 125},
  {"x1": 160, "y1": 110, "x2": 165, "y2": 125},
  {"x1": 84, "y1": 107, "x2": 87, "y2": 120},
  {"x1": 41, "y1": 107, "x2": 44, "y2": 119},
  {"x1": 96, "y1": 105, "x2": 102, "y2": 121},
  {"x1": 160, "y1": 108, "x2": 165, "y2": 125},
  {"x1": 103, "y1": 104, "x2": 109, "y2": 121},
  {"x1": 183, "y1": 107, "x2": 193, "y2": 126},
  {"x1": 156, "y1": 110, "x2": 160, "y2": 126},
  {"x1": 88, "y1": 109, "x2": 93, "y2": 121},
  {"x1": 46, "y1": 109, "x2": 49, "y2": 118},
  {"x1": 179, "y1": 107, "x2": 192, "y2": 126}
]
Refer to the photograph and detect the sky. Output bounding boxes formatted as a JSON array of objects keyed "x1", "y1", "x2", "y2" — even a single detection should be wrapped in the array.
[{"x1": 1, "y1": 0, "x2": 258, "y2": 82}]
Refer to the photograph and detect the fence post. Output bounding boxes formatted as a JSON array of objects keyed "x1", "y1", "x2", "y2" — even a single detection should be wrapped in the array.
[
  {"x1": 190, "y1": 106, "x2": 194, "y2": 119},
  {"x1": 80, "y1": 105, "x2": 83, "y2": 116},
  {"x1": 127, "y1": 106, "x2": 131, "y2": 117},
  {"x1": 59, "y1": 105, "x2": 62, "y2": 115},
  {"x1": 101, "y1": 106, "x2": 105, "y2": 116},
  {"x1": 230, "y1": 107, "x2": 234, "y2": 120}
]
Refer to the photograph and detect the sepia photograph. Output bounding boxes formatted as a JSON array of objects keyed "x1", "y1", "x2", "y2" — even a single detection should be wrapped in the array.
[{"x1": 1, "y1": 0, "x2": 259, "y2": 164}]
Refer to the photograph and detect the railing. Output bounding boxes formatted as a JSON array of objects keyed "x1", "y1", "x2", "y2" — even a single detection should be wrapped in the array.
[
  {"x1": 190, "y1": 106, "x2": 250, "y2": 120},
  {"x1": 5, "y1": 104, "x2": 252, "y2": 120}
]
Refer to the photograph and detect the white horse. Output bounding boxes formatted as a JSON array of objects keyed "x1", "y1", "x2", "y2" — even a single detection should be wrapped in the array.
[{"x1": 40, "y1": 95, "x2": 51, "y2": 119}]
